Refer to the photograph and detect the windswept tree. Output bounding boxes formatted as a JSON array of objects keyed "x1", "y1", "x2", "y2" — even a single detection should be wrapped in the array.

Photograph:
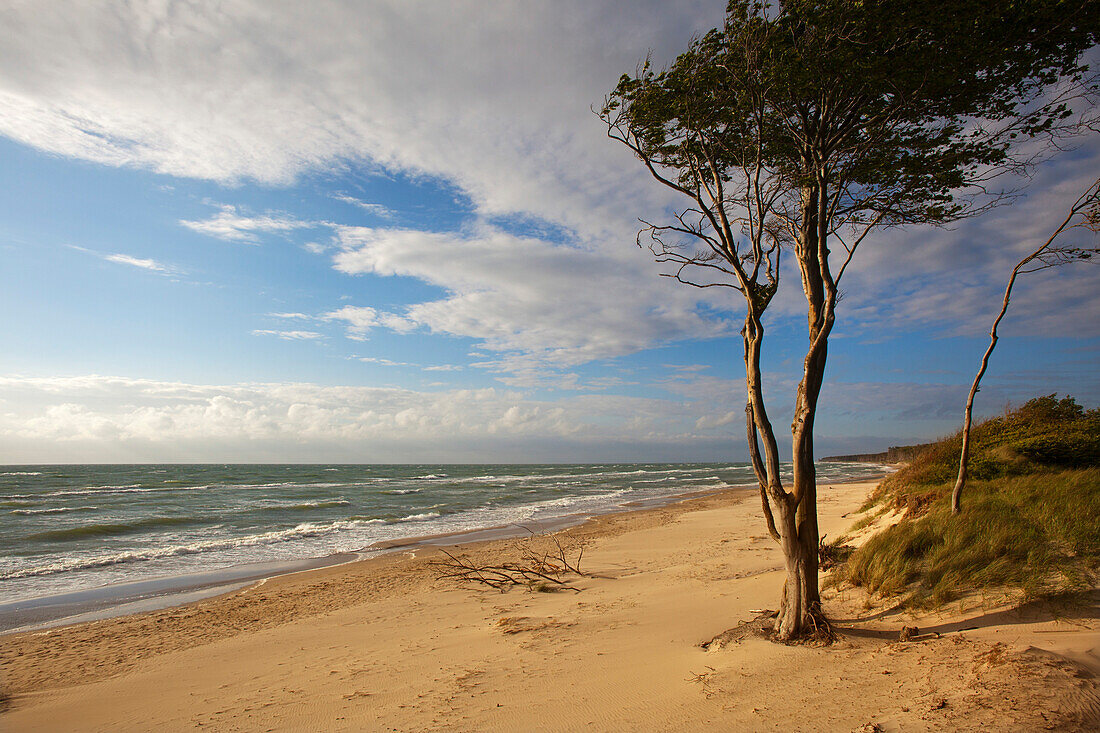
[
  {"x1": 603, "y1": 0, "x2": 1098, "y2": 640},
  {"x1": 952, "y1": 176, "x2": 1100, "y2": 514}
]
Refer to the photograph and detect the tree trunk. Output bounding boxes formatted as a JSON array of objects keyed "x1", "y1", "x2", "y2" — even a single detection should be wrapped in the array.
[
  {"x1": 742, "y1": 303, "x2": 784, "y2": 542},
  {"x1": 953, "y1": 265, "x2": 1015, "y2": 513},
  {"x1": 773, "y1": 175, "x2": 837, "y2": 640},
  {"x1": 774, "y1": 498, "x2": 807, "y2": 639},
  {"x1": 741, "y1": 291, "x2": 816, "y2": 639}
]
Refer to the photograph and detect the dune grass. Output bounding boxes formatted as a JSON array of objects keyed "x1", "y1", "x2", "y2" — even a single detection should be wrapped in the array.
[{"x1": 839, "y1": 395, "x2": 1100, "y2": 607}]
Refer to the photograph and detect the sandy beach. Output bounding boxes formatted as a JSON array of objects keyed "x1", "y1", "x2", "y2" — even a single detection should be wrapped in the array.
[{"x1": 3, "y1": 479, "x2": 1098, "y2": 732}]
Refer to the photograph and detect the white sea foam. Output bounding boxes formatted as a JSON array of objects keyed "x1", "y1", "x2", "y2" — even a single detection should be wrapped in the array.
[
  {"x1": 9, "y1": 506, "x2": 97, "y2": 515},
  {"x1": 395, "y1": 511, "x2": 441, "y2": 522},
  {"x1": 37, "y1": 484, "x2": 177, "y2": 498},
  {"x1": 1, "y1": 471, "x2": 43, "y2": 476},
  {"x1": 1, "y1": 519, "x2": 369, "y2": 580},
  {"x1": 254, "y1": 498, "x2": 351, "y2": 511}
]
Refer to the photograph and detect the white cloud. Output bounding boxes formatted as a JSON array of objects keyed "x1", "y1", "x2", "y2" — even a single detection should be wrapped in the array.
[
  {"x1": 69, "y1": 245, "x2": 180, "y2": 276},
  {"x1": 0, "y1": 375, "x2": 734, "y2": 462},
  {"x1": 267, "y1": 312, "x2": 312, "y2": 320},
  {"x1": 835, "y1": 144, "x2": 1100, "y2": 338},
  {"x1": 2, "y1": 0, "x2": 1096, "y2": 413},
  {"x1": 251, "y1": 329, "x2": 322, "y2": 340},
  {"x1": 0, "y1": 1, "x2": 720, "y2": 242},
  {"x1": 322, "y1": 304, "x2": 415, "y2": 340},
  {"x1": 103, "y1": 253, "x2": 170, "y2": 272},
  {"x1": 180, "y1": 204, "x2": 318, "y2": 244},
  {"x1": 332, "y1": 226, "x2": 731, "y2": 364},
  {"x1": 357, "y1": 356, "x2": 411, "y2": 367},
  {"x1": 695, "y1": 411, "x2": 738, "y2": 430},
  {"x1": 332, "y1": 194, "x2": 395, "y2": 219},
  {"x1": 0, "y1": 373, "x2": 1089, "y2": 462}
]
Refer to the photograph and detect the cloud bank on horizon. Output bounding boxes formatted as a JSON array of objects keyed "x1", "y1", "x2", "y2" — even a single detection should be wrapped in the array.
[{"x1": 0, "y1": 1, "x2": 1096, "y2": 462}]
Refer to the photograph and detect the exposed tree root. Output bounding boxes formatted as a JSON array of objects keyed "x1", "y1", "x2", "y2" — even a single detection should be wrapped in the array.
[
  {"x1": 703, "y1": 604, "x2": 840, "y2": 650},
  {"x1": 700, "y1": 610, "x2": 777, "y2": 651},
  {"x1": 802, "y1": 602, "x2": 839, "y2": 646}
]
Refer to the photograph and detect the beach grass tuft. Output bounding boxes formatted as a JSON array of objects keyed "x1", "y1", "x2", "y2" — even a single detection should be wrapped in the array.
[{"x1": 838, "y1": 395, "x2": 1100, "y2": 607}]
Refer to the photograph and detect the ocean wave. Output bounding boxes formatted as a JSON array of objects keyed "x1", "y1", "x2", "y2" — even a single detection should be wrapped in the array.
[
  {"x1": 256, "y1": 499, "x2": 352, "y2": 512},
  {"x1": 458, "y1": 487, "x2": 635, "y2": 522},
  {"x1": 395, "y1": 511, "x2": 441, "y2": 522},
  {"x1": 26, "y1": 515, "x2": 197, "y2": 541},
  {"x1": 441, "y1": 466, "x2": 741, "y2": 486},
  {"x1": 381, "y1": 488, "x2": 422, "y2": 495},
  {"x1": 10, "y1": 506, "x2": 97, "y2": 516},
  {"x1": 440, "y1": 473, "x2": 536, "y2": 484},
  {"x1": 528, "y1": 488, "x2": 632, "y2": 511},
  {"x1": 232, "y1": 481, "x2": 351, "y2": 490},
  {"x1": 36, "y1": 484, "x2": 174, "y2": 498},
  {"x1": 2, "y1": 519, "x2": 368, "y2": 580},
  {"x1": 1, "y1": 471, "x2": 43, "y2": 476}
]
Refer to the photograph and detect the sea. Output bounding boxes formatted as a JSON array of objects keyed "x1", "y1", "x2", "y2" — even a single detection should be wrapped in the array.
[{"x1": 0, "y1": 462, "x2": 884, "y2": 630}]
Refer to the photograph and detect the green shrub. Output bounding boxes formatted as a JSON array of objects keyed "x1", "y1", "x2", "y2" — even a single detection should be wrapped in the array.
[
  {"x1": 876, "y1": 394, "x2": 1099, "y2": 515},
  {"x1": 839, "y1": 394, "x2": 1100, "y2": 606}
]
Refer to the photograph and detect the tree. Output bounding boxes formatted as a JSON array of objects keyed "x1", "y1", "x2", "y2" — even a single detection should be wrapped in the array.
[
  {"x1": 603, "y1": 0, "x2": 1098, "y2": 640},
  {"x1": 952, "y1": 176, "x2": 1100, "y2": 514}
]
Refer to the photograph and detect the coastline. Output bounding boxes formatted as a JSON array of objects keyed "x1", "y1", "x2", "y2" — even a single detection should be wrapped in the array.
[
  {"x1": 2, "y1": 469, "x2": 889, "y2": 636},
  {"x1": 5, "y1": 474, "x2": 1095, "y2": 731}
]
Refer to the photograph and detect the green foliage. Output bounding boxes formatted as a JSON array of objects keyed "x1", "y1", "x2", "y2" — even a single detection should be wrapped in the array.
[
  {"x1": 842, "y1": 395, "x2": 1100, "y2": 606},
  {"x1": 881, "y1": 395, "x2": 1100, "y2": 512},
  {"x1": 604, "y1": 0, "x2": 1100, "y2": 233}
]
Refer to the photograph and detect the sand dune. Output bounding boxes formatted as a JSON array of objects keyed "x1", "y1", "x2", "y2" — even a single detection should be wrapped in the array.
[{"x1": 3, "y1": 480, "x2": 1097, "y2": 731}]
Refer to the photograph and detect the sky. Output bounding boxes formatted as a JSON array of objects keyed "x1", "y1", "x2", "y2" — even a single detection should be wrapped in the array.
[{"x1": 0, "y1": 0, "x2": 1097, "y2": 464}]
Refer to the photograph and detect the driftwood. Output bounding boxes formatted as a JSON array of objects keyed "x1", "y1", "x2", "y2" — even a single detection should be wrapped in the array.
[
  {"x1": 818, "y1": 534, "x2": 855, "y2": 571},
  {"x1": 431, "y1": 533, "x2": 586, "y2": 592}
]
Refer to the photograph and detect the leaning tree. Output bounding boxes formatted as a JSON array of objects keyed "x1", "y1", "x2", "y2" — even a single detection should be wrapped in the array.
[
  {"x1": 603, "y1": 0, "x2": 1098, "y2": 640},
  {"x1": 951, "y1": 176, "x2": 1100, "y2": 514}
]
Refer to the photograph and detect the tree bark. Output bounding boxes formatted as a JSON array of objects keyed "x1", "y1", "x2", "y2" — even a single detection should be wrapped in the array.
[
  {"x1": 951, "y1": 301, "x2": 1004, "y2": 514},
  {"x1": 742, "y1": 303, "x2": 784, "y2": 542},
  {"x1": 775, "y1": 174, "x2": 838, "y2": 639}
]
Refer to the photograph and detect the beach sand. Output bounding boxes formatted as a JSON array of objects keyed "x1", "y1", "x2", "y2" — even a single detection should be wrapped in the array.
[{"x1": 3, "y1": 480, "x2": 1098, "y2": 731}]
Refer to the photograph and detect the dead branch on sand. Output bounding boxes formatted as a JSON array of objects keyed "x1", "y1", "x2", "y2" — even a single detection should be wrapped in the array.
[{"x1": 431, "y1": 533, "x2": 586, "y2": 592}]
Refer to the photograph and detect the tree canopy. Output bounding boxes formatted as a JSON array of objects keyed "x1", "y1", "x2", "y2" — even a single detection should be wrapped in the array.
[{"x1": 603, "y1": 0, "x2": 1098, "y2": 641}]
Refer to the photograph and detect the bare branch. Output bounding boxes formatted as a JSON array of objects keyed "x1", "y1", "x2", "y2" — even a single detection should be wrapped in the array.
[{"x1": 430, "y1": 535, "x2": 588, "y2": 593}]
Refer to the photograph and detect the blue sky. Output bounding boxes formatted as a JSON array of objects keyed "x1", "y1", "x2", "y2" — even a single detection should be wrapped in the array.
[{"x1": 0, "y1": 1, "x2": 1096, "y2": 463}]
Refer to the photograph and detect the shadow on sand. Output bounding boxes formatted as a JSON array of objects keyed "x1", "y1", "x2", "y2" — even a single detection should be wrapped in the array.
[{"x1": 832, "y1": 590, "x2": 1100, "y2": 641}]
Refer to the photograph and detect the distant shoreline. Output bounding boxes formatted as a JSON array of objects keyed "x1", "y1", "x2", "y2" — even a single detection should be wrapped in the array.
[{"x1": 820, "y1": 443, "x2": 932, "y2": 464}]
